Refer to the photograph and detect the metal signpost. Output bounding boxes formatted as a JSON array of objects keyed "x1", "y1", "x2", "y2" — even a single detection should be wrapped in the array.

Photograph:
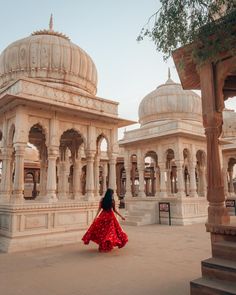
[{"x1": 159, "y1": 202, "x2": 171, "y2": 225}]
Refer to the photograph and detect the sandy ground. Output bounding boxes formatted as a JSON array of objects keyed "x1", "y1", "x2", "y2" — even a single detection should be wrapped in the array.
[{"x1": 0, "y1": 223, "x2": 211, "y2": 295}]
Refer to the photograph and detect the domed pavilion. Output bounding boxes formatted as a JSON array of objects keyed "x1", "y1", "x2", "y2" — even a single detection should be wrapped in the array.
[
  {"x1": 0, "y1": 18, "x2": 133, "y2": 252},
  {"x1": 119, "y1": 74, "x2": 209, "y2": 225}
]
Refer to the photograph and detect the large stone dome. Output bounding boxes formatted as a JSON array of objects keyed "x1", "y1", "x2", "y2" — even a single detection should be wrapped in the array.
[
  {"x1": 0, "y1": 27, "x2": 97, "y2": 95},
  {"x1": 138, "y1": 78, "x2": 202, "y2": 126}
]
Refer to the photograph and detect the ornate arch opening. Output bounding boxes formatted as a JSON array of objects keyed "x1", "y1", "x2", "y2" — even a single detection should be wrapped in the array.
[
  {"x1": 58, "y1": 129, "x2": 85, "y2": 198},
  {"x1": 144, "y1": 151, "x2": 158, "y2": 196},
  {"x1": 25, "y1": 124, "x2": 47, "y2": 199},
  {"x1": 96, "y1": 134, "x2": 109, "y2": 197}
]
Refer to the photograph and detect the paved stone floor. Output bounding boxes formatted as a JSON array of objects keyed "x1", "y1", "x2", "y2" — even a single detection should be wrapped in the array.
[{"x1": 0, "y1": 223, "x2": 211, "y2": 295}]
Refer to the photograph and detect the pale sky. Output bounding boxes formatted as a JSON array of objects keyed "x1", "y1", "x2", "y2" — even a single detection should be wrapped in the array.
[{"x1": 0, "y1": 0, "x2": 235, "y2": 138}]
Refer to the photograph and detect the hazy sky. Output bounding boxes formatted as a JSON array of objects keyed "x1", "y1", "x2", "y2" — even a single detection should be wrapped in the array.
[{"x1": 0, "y1": 0, "x2": 235, "y2": 138}]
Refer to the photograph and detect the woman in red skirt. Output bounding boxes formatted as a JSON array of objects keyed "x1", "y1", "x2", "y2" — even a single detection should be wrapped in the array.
[{"x1": 82, "y1": 188, "x2": 128, "y2": 252}]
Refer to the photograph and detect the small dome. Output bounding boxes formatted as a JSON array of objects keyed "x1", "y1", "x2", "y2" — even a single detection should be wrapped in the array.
[
  {"x1": 138, "y1": 78, "x2": 202, "y2": 126},
  {"x1": 0, "y1": 27, "x2": 97, "y2": 95}
]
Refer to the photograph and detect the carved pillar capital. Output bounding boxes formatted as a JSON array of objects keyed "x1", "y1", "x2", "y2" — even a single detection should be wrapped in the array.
[
  {"x1": 86, "y1": 150, "x2": 96, "y2": 160},
  {"x1": 47, "y1": 146, "x2": 59, "y2": 158},
  {"x1": 13, "y1": 143, "x2": 27, "y2": 155}
]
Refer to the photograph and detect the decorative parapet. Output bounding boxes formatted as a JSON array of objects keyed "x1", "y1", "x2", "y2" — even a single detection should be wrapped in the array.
[
  {"x1": 0, "y1": 200, "x2": 99, "y2": 212},
  {"x1": 0, "y1": 78, "x2": 118, "y2": 117},
  {"x1": 120, "y1": 120, "x2": 205, "y2": 144}
]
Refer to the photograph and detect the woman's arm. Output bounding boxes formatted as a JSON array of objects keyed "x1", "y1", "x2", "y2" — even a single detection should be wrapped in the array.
[
  {"x1": 95, "y1": 201, "x2": 102, "y2": 219},
  {"x1": 112, "y1": 201, "x2": 125, "y2": 220}
]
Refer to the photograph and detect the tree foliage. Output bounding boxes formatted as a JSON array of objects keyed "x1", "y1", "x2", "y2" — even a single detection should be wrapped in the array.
[{"x1": 137, "y1": 0, "x2": 236, "y2": 63}]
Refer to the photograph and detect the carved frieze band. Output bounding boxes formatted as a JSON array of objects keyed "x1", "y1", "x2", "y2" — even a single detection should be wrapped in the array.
[{"x1": 2, "y1": 80, "x2": 118, "y2": 116}]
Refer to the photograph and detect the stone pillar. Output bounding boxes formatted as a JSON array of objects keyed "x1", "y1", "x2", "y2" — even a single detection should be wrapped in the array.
[
  {"x1": 102, "y1": 163, "x2": 108, "y2": 195},
  {"x1": 202, "y1": 166, "x2": 207, "y2": 197},
  {"x1": 200, "y1": 63, "x2": 229, "y2": 224},
  {"x1": 46, "y1": 146, "x2": 59, "y2": 202},
  {"x1": 176, "y1": 160, "x2": 185, "y2": 198},
  {"x1": 205, "y1": 126, "x2": 229, "y2": 223},
  {"x1": 155, "y1": 167, "x2": 160, "y2": 197},
  {"x1": 12, "y1": 143, "x2": 26, "y2": 203},
  {"x1": 58, "y1": 160, "x2": 69, "y2": 200},
  {"x1": 166, "y1": 168, "x2": 171, "y2": 195},
  {"x1": 94, "y1": 155, "x2": 100, "y2": 197},
  {"x1": 186, "y1": 174, "x2": 190, "y2": 196},
  {"x1": 85, "y1": 150, "x2": 95, "y2": 200},
  {"x1": 39, "y1": 159, "x2": 47, "y2": 197},
  {"x1": 124, "y1": 160, "x2": 131, "y2": 198},
  {"x1": 159, "y1": 163, "x2": 167, "y2": 197},
  {"x1": 152, "y1": 170, "x2": 156, "y2": 196},
  {"x1": 189, "y1": 162, "x2": 198, "y2": 197},
  {"x1": 0, "y1": 147, "x2": 13, "y2": 202},
  {"x1": 108, "y1": 154, "x2": 117, "y2": 200},
  {"x1": 222, "y1": 166, "x2": 229, "y2": 197},
  {"x1": 137, "y1": 162, "x2": 145, "y2": 198},
  {"x1": 228, "y1": 168, "x2": 234, "y2": 195},
  {"x1": 57, "y1": 161, "x2": 63, "y2": 198},
  {"x1": 73, "y1": 158, "x2": 82, "y2": 200}
]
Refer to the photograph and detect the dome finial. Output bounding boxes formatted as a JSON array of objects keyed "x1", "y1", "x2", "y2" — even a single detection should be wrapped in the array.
[
  {"x1": 168, "y1": 67, "x2": 171, "y2": 79},
  {"x1": 49, "y1": 14, "x2": 53, "y2": 31}
]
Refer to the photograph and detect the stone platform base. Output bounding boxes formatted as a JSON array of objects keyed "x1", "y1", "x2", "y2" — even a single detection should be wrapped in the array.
[
  {"x1": 0, "y1": 229, "x2": 85, "y2": 253},
  {"x1": 123, "y1": 197, "x2": 208, "y2": 226},
  {"x1": 0, "y1": 200, "x2": 98, "y2": 253}
]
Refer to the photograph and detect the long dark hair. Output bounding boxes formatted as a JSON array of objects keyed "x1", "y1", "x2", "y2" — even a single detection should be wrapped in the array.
[{"x1": 101, "y1": 188, "x2": 114, "y2": 211}]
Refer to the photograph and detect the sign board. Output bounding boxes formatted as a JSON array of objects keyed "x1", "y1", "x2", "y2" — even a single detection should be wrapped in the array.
[
  {"x1": 225, "y1": 199, "x2": 236, "y2": 215},
  {"x1": 159, "y1": 202, "x2": 171, "y2": 225}
]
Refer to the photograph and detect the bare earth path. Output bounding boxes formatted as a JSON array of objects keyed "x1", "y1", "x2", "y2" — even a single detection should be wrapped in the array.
[{"x1": 0, "y1": 223, "x2": 211, "y2": 295}]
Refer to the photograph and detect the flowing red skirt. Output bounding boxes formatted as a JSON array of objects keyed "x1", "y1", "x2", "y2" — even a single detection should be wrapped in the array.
[{"x1": 82, "y1": 210, "x2": 128, "y2": 252}]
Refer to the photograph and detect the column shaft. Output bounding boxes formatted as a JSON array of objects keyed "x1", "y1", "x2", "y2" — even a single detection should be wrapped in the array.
[
  {"x1": 176, "y1": 161, "x2": 185, "y2": 197},
  {"x1": 94, "y1": 156, "x2": 100, "y2": 197},
  {"x1": 159, "y1": 163, "x2": 167, "y2": 197},
  {"x1": 46, "y1": 146, "x2": 59, "y2": 202},
  {"x1": 0, "y1": 148, "x2": 13, "y2": 201},
  {"x1": 73, "y1": 158, "x2": 82, "y2": 200},
  {"x1": 12, "y1": 144, "x2": 26, "y2": 202},
  {"x1": 86, "y1": 151, "x2": 95, "y2": 200},
  {"x1": 102, "y1": 163, "x2": 108, "y2": 194},
  {"x1": 189, "y1": 163, "x2": 198, "y2": 197}
]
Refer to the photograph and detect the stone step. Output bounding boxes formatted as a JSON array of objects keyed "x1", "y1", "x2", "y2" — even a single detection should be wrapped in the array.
[
  {"x1": 125, "y1": 216, "x2": 143, "y2": 222},
  {"x1": 190, "y1": 277, "x2": 236, "y2": 295},
  {"x1": 125, "y1": 211, "x2": 146, "y2": 217},
  {"x1": 202, "y1": 257, "x2": 236, "y2": 283},
  {"x1": 212, "y1": 241, "x2": 236, "y2": 261},
  {"x1": 130, "y1": 208, "x2": 152, "y2": 213},
  {"x1": 121, "y1": 220, "x2": 140, "y2": 226}
]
